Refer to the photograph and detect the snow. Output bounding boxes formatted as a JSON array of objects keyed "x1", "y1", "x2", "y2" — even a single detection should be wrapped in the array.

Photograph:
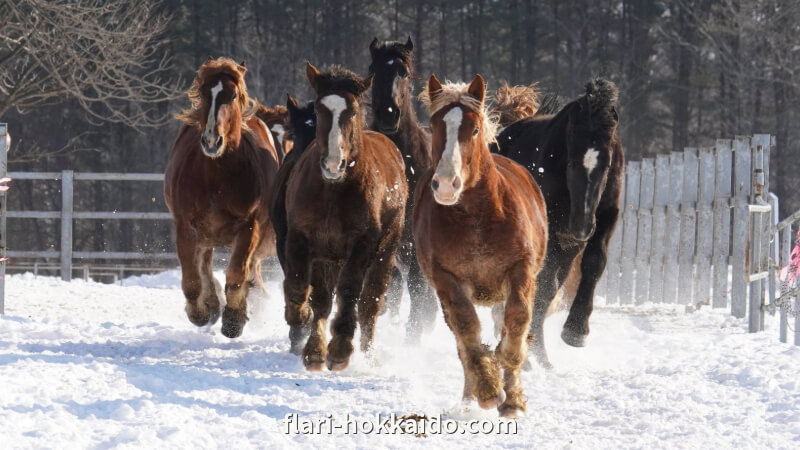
[{"x1": 1, "y1": 271, "x2": 799, "y2": 448}]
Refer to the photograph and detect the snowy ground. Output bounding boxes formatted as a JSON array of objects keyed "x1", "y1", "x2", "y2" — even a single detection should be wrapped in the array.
[{"x1": 1, "y1": 270, "x2": 799, "y2": 449}]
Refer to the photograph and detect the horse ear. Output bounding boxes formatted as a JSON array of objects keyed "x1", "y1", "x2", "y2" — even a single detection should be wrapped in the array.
[
  {"x1": 306, "y1": 62, "x2": 321, "y2": 92},
  {"x1": 238, "y1": 60, "x2": 247, "y2": 74},
  {"x1": 467, "y1": 74, "x2": 486, "y2": 104},
  {"x1": 405, "y1": 36, "x2": 414, "y2": 51},
  {"x1": 428, "y1": 74, "x2": 443, "y2": 99},
  {"x1": 206, "y1": 56, "x2": 214, "y2": 62},
  {"x1": 360, "y1": 73, "x2": 374, "y2": 94},
  {"x1": 286, "y1": 94, "x2": 298, "y2": 112},
  {"x1": 370, "y1": 37, "x2": 379, "y2": 55}
]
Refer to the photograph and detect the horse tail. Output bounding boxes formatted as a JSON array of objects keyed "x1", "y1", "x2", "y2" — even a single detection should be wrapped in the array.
[
  {"x1": 584, "y1": 78, "x2": 618, "y2": 115},
  {"x1": 491, "y1": 83, "x2": 540, "y2": 128}
]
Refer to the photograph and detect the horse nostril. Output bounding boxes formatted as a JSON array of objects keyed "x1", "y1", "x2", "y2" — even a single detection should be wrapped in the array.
[
  {"x1": 453, "y1": 177, "x2": 462, "y2": 191},
  {"x1": 339, "y1": 159, "x2": 346, "y2": 171},
  {"x1": 200, "y1": 136, "x2": 207, "y2": 147},
  {"x1": 215, "y1": 136, "x2": 223, "y2": 148},
  {"x1": 431, "y1": 179, "x2": 439, "y2": 191}
]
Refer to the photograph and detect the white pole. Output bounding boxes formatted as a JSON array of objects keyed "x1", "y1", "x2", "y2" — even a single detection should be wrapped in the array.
[{"x1": 0, "y1": 123, "x2": 8, "y2": 315}]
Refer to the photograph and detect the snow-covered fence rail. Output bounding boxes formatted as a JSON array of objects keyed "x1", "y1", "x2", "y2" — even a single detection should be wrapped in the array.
[{"x1": 599, "y1": 134, "x2": 800, "y2": 345}]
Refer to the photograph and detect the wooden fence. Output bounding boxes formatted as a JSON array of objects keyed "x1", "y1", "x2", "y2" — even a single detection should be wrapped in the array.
[{"x1": 598, "y1": 134, "x2": 799, "y2": 344}]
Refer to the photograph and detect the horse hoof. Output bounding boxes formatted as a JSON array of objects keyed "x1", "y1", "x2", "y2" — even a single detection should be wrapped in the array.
[
  {"x1": 305, "y1": 361, "x2": 326, "y2": 372},
  {"x1": 221, "y1": 321, "x2": 244, "y2": 338},
  {"x1": 478, "y1": 390, "x2": 506, "y2": 410},
  {"x1": 207, "y1": 305, "x2": 221, "y2": 326},
  {"x1": 561, "y1": 327, "x2": 587, "y2": 347},
  {"x1": 498, "y1": 405, "x2": 526, "y2": 419},
  {"x1": 326, "y1": 358, "x2": 350, "y2": 372}
]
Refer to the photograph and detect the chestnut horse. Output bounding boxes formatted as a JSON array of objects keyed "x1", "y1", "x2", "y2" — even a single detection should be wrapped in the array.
[
  {"x1": 494, "y1": 79, "x2": 624, "y2": 368},
  {"x1": 282, "y1": 63, "x2": 407, "y2": 371},
  {"x1": 414, "y1": 75, "x2": 547, "y2": 418},
  {"x1": 165, "y1": 57, "x2": 279, "y2": 338},
  {"x1": 367, "y1": 37, "x2": 437, "y2": 339},
  {"x1": 256, "y1": 104, "x2": 291, "y2": 161}
]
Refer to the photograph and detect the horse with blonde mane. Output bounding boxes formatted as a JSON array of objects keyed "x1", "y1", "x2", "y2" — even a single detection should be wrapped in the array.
[
  {"x1": 413, "y1": 74, "x2": 547, "y2": 418},
  {"x1": 165, "y1": 57, "x2": 279, "y2": 338}
]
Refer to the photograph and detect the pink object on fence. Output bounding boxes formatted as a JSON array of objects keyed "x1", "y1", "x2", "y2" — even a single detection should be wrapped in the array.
[{"x1": 781, "y1": 229, "x2": 800, "y2": 284}]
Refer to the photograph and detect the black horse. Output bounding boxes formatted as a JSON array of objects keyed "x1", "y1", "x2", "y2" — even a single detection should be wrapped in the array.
[
  {"x1": 368, "y1": 37, "x2": 437, "y2": 341},
  {"x1": 494, "y1": 79, "x2": 624, "y2": 368},
  {"x1": 269, "y1": 94, "x2": 320, "y2": 354}
]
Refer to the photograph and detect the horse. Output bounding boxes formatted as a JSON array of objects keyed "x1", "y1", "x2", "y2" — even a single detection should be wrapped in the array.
[
  {"x1": 494, "y1": 79, "x2": 624, "y2": 368},
  {"x1": 367, "y1": 37, "x2": 437, "y2": 340},
  {"x1": 281, "y1": 63, "x2": 407, "y2": 371},
  {"x1": 414, "y1": 74, "x2": 548, "y2": 418},
  {"x1": 269, "y1": 94, "x2": 323, "y2": 354},
  {"x1": 255, "y1": 104, "x2": 291, "y2": 161},
  {"x1": 165, "y1": 57, "x2": 280, "y2": 338}
]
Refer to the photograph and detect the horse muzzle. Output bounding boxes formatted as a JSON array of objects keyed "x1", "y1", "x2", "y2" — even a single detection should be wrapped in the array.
[
  {"x1": 200, "y1": 134, "x2": 225, "y2": 158},
  {"x1": 431, "y1": 174, "x2": 462, "y2": 206},
  {"x1": 320, "y1": 156, "x2": 347, "y2": 181},
  {"x1": 568, "y1": 222, "x2": 596, "y2": 242}
]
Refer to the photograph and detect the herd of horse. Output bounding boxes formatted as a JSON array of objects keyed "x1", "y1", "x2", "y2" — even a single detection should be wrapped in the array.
[{"x1": 163, "y1": 37, "x2": 624, "y2": 419}]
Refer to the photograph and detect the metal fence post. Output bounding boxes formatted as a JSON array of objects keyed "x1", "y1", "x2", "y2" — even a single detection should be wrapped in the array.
[
  {"x1": 61, "y1": 170, "x2": 74, "y2": 281},
  {"x1": 0, "y1": 123, "x2": 8, "y2": 315}
]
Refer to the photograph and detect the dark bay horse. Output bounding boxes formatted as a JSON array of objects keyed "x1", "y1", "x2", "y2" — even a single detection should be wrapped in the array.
[
  {"x1": 494, "y1": 79, "x2": 624, "y2": 368},
  {"x1": 269, "y1": 94, "x2": 321, "y2": 354},
  {"x1": 414, "y1": 75, "x2": 548, "y2": 418},
  {"x1": 281, "y1": 63, "x2": 407, "y2": 371},
  {"x1": 367, "y1": 37, "x2": 437, "y2": 340},
  {"x1": 255, "y1": 104, "x2": 291, "y2": 161},
  {"x1": 165, "y1": 57, "x2": 279, "y2": 338}
]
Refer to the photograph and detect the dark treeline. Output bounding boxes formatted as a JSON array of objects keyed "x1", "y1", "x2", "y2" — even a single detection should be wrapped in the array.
[{"x1": 4, "y1": 0, "x2": 799, "y2": 261}]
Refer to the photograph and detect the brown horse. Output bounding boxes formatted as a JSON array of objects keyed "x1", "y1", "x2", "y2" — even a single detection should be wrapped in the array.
[
  {"x1": 282, "y1": 63, "x2": 407, "y2": 371},
  {"x1": 255, "y1": 104, "x2": 291, "y2": 161},
  {"x1": 414, "y1": 75, "x2": 548, "y2": 418},
  {"x1": 165, "y1": 57, "x2": 279, "y2": 338}
]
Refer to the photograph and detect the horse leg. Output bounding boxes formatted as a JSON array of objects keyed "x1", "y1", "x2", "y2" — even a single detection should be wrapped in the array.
[
  {"x1": 382, "y1": 264, "x2": 403, "y2": 318},
  {"x1": 327, "y1": 238, "x2": 373, "y2": 371},
  {"x1": 496, "y1": 261, "x2": 535, "y2": 418},
  {"x1": 284, "y1": 230, "x2": 313, "y2": 351},
  {"x1": 434, "y1": 269, "x2": 504, "y2": 409},
  {"x1": 221, "y1": 221, "x2": 260, "y2": 338},
  {"x1": 406, "y1": 256, "x2": 438, "y2": 343},
  {"x1": 358, "y1": 241, "x2": 399, "y2": 354},
  {"x1": 562, "y1": 209, "x2": 617, "y2": 346},
  {"x1": 199, "y1": 247, "x2": 221, "y2": 325},
  {"x1": 302, "y1": 262, "x2": 334, "y2": 370},
  {"x1": 176, "y1": 224, "x2": 212, "y2": 326}
]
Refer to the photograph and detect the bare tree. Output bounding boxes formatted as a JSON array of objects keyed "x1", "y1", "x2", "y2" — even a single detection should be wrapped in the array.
[{"x1": 0, "y1": 0, "x2": 181, "y2": 128}]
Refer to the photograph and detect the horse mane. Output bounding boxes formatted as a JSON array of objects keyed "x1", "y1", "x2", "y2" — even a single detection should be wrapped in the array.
[
  {"x1": 582, "y1": 78, "x2": 619, "y2": 131},
  {"x1": 314, "y1": 65, "x2": 372, "y2": 97},
  {"x1": 491, "y1": 83, "x2": 539, "y2": 127},
  {"x1": 419, "y1": 80, "x2": 499, "y2": 145},
  {"x1": 534, "y1": 92, "x2": 565, "y2": 116},
  {"x1": 176, "y1": 57, "x2": 257, "y2": 131},
  {"x1": 255, "y1": 104, "x2": 288, "y2": 125}
]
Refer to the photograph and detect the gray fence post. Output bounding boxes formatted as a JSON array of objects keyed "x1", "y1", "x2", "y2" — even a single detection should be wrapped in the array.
[
  {"x1": 663, "y1": 152, "x2": 684, "y2": 303},
  {"x1": 635, "y1": 159, "x2": 655, "y2": 304},
  {"x1": 695, "y1": 147, "x2": 715, "y2": 306},
  {"x1": 748, "y1": 138, "x2": 768, "y2": 333},
  {"x1": 712, "y1": 140, "x2": 733, "y2": 308},
  {"x1": 620, "y1": 161, "x2": 641, "y2": 304},
  {"x1": 61, "y1": 170, "x2": 74, "y2": 281},
  {"x1": 731, "y1": 137, "x2": 752, "y2": 318},
  {"x1": 604, "y1": 174, "x2": 625, "y2": 305},
  {"x1": 648, "y1": 154, "x2": 670, "y2": 304},
  {"x1": 679, "y1": 148, "x2": 699, "y2": 305},
  {"x1": 0, "y1": 123, "x2": 8, "y2": 315}
]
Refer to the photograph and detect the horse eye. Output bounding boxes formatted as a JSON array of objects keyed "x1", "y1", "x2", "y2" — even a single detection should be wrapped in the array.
[{"x1": 472, "y1": 128, "x2": 479, "y2": 137}]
